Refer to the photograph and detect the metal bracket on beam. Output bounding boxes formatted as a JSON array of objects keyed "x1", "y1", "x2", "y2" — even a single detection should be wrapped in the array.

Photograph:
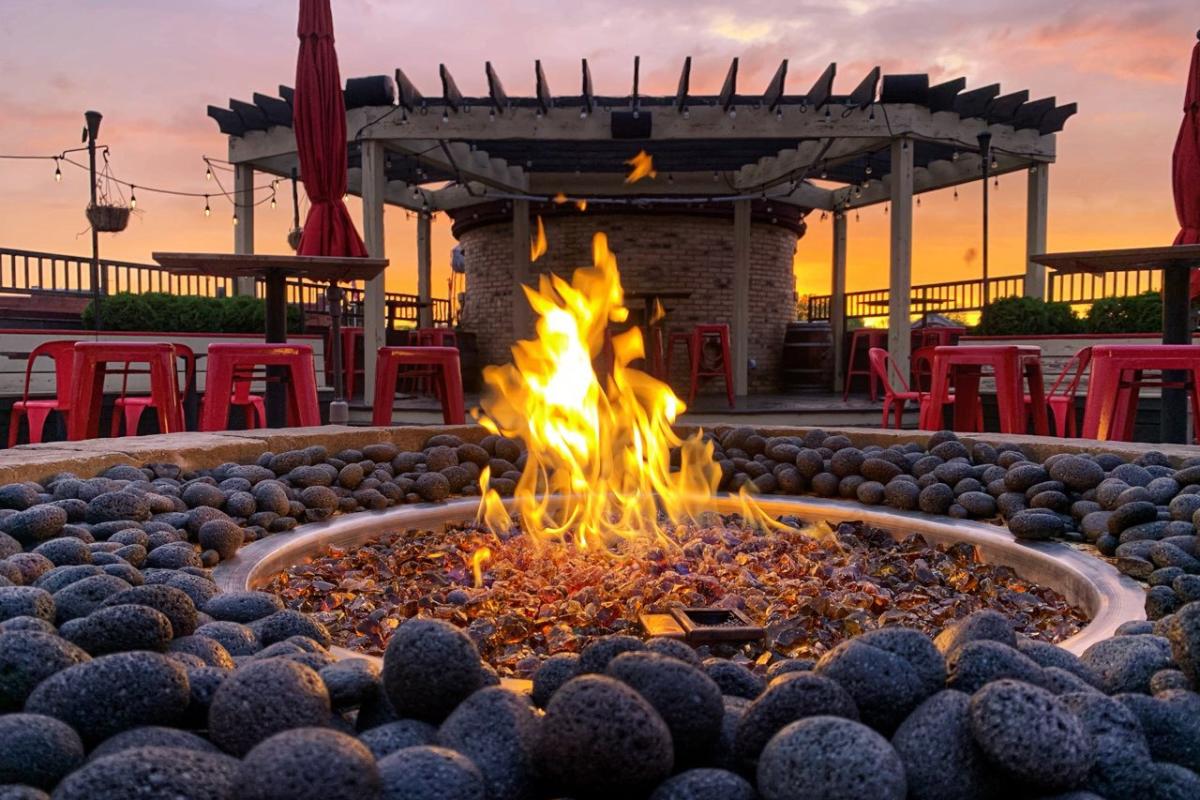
[
  {"x1": 486, "y1": 62, "x2": 508, "y2": 115},
  {"x1": 675, "y1": 56, "x2": 692, "y2": 114},
  {"x1": 846, "y1": 67, "x2": 880, "y2": 110},
  {"x1": 394, "y1": 67, "x2": 424, "y2": 112},
  {"x1": 719, "y1": 58, "x2": 739, "y2": 113},
  {"x1": 535, "y1": 60, "x2": 552, "y2": 115},
  {"x1": 764, "y1": 60, "x2": 788, "y2": 111},
  {"x1": 581, "y1": 58, "x2": 594, "y2": 116},
  {"x1": 806, "y1": 63, "x2": 837, "y2": 114},
  {"x1": 440, "y1": 64, "x2": 464, "y2": 112}
]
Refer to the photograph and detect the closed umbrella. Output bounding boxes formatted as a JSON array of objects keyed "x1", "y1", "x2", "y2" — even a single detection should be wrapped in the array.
[
  {"x1": 1178, "y1": 34, "x2": 1200, "y2": 294},
  {"x1": 294, "y1": 0, "x2": 367, "y2": 419}
]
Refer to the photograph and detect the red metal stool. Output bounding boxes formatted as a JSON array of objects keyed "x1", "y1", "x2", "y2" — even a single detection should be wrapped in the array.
[
  {"x1": 843, "y1": 329, "x2": 888, "y2": 401},
  {"x1": 69, "y1": 342, "x2": 183, "y2": 441},
  {"x1": 372, "y1": 347, "x2": 465, "y2": 425},
  {"x1": 8, "y1": 340, "x2": 78, "y2": 447},
  {"x1": 925, "y1": 345, "x2": 1048, "y2": 435},
  {"x1": 664, "y1": 324, "x2": 733, "y2": 408},
  {"x1": 1026, "y1": 346, "x2": 1092, "y2": 438},
  {"x1": 1082, "y1": 345, "x2": 1200, "y2": 442},
  {"x1": 340, "y1": 327, "x2": 364, "y2": 400},
  {"x1": 412, "y1": 328, "x2": 458, "y2": 348},
  {"x1": 200, "y1": 344, "x2": 320, "y2": 432},
  {"x1": 111, "y1": 343, "x2": 196, "y2": 437}
]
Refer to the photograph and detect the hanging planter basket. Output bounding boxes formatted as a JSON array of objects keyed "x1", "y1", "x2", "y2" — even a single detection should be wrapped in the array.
[
  {"x1": 86, "y1": 203, "x2": 130, "y2": 233},
  {"x1": 287, "y1": 227, "x2": 304, "y2": 251}
]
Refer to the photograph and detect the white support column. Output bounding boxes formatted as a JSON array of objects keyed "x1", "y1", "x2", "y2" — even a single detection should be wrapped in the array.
[
  {"x1": 511, "y1": 199, "x2": 531, "y2": 341},
  {"x1": 888, "y1": 138, "x2": 914, "y2": 376},
  {"x1": 361, "y1": 141, "x2": 387, "y2": 405},
  {"x1": 830, "y1": 211, "x2": 847, "y2": 393},
  {"x1": 233, "y1": 164, "x2": 256, "y2": 297},
  {"x1": 1024, "y1": 163, "x2": 1050, "y2": 299},
  {"x1": 416, "y1": 211, "x2": 433, "y2": 328},
  {"x1": 732, "y1": 199, "x2": 751, "y2": 397}
]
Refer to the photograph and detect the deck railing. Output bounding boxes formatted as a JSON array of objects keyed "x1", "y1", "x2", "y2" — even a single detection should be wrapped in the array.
[
  {"x1": 808, "y1": 268, "x2": 1165, "y2": 322},
  {"x1": 0, "y1": 247, "x2": 451, "y2": 327}
]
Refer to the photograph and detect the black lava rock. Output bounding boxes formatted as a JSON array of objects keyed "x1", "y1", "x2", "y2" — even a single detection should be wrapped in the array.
[
  {"x1": 197, "y1": 519, "x2": 243, "y2": 561},
  {"x1": 201, "y1": 590, "x2": 283, "y2": 623},
  {"x1": 32, "y1": 537, "x2": 90, "y2": 567},
  {"x1": 814, "y1": 639, "x2": 927, "y2": 734},
  {"x1": 24, "y1": 651, "x2": 189, "y2": 745},
  {"x1": 649, "y1": 768, "x2": 756, "y2": 800},
  {"x1": 320, "y1": 658, "x2": 380, "y2": 711},
  {"x1": 857, "y1": 626, "x2": 947, "y2": 696},
  {"x1": 0, "y1": 713, "x2": 84, "y2": 789},
  {"x1": 967, "y1": 679, "x2": 1094, "y2": 791},
  {"x1": 1166, "y1": 601, "x2": 1200, "y2": 684},
  {"x1": 537, "y1": 674, "x2": 673, "y2": 797},
  {"x1": 381, "y1": 618, "x2": 485, "y2": 722},
  {"x1": 98, "y1": 583, "x2": 196, "y2": 636},
  {"x1": 3, "y1": 506, "x2": 68, "y2": 546},
  {"x1": 85, "y1": 492, "x2": 151, "y2": 525},
  {"x1": 1118, "y1": 690, "x2": 1200, "y2": 773},
  {"x1": 892, "y1": 690, "x2": 993, "y2": 800},
  {"x1": 607, "y1": 652, "x2": 724, "y2": 763},
  {"x1": 933, "y1": 610, "x2": 1016, "y2": 656},
  {"x1": 207, "y1": 658, "x2": 331, "y2": 756},
  {"x1": 532, "y1": 652, "x2": 580, "y2": 708},
  {"x1": 250, "y1": 609, "x2": 331, "y2": 648},
  {"x1": 0, "y1": 586, "x2": 54, "y2": 623},
  {"x1": 358, "y1": 719, "x2": 437, "y2": 759},
  {"x1": 194, "y1": 620, "x2": 260, "y2": 656},
  {"x1": 437, "y1": 686, "x2": 540, "y2": 800},
  {"x1": 644, "y1": 636, "x2": 703, "y2": 667},
  {"x1": 1080, "y1": 634, "x2": 1175, "y2": 694},
  {"x1": 1008, "y1": 509, "x2": 1066, "y2": 540},
  {"x1": 0, "y1": 630, "x2": 90, "y2": 711},
  {"x1": 59, "y1": 603, "x2": 173, "y2": 655},
  {"x1": 51, "y1": 745, "x2": 239, "y2": 800},
  {"x1": 579, "y1": 634, "x2": 646, "y2": 673},
  {"x1": 946, "y1": 640, "x2": 1046, "y2": 693},
  {"x1": 757, "y1": 715, "x2": 906, "y2": 800},
  {"x1": 235, "y1": 727, "x2": 381, "y2": 800},
  {"x1": 703, "y1": 659, "x2": 765, "y2": 699},
  {"x1": 377, "y1": 745, "x2": 485, "y2": 800},
  {"x1": 88, "y1": 726, "x2": 219, "y2": 759},
  {"x1": 733, "y1": 671, "x2": 859, "y2": 765}
]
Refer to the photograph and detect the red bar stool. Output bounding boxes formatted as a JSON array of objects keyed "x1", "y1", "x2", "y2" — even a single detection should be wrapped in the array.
[
  {"x1": 412, "y1": 328, "x2": 458, "y2": 348},
  {"x1": 69, "y1": 342, "x2": 183, "y2": 441},
  {"x1": 925, "y1": 345, "x2": 1048, "y2": 435},
  {"x1": 111, "y1": 344, "x2": 196, "y2": 437},
  {"x1": 872, "y1": 347, "x2": 979, "y2": 430},
  {"x1": 1029, "y1": 346, "x2": 1092, "y2": 438},
  {"x1": 843, "y1": 329, "x2": 888, "y2": 401},
  {"x1": 8, "y1": 340, "x2": 78, "y2": 447},
  {"x1": 912, "y1": 326, "x2": 966, "y2": 349},
  {"x1": 665, "y1": 324, "x2": 734, "y2": 408},
  {"x1": 339, "y1": 327, "x2": 364, "y2": 400},
  {"x1": 372, "y1": 347, "x2": 465, "y2": 425},
  {"x1": 1082, "y1": 345, "x2": 1200, "y2": 442},
  {"x1": 200, "y1": 344, "x2": 320, "y2": 432}
]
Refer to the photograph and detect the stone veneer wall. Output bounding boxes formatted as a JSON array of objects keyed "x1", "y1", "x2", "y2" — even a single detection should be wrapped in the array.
[{"x1": 455, "y1": 211, "x2": 800, "y2": 394}]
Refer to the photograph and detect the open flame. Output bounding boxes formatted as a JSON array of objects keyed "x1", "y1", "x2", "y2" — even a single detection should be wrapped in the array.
[
  {"x1": 475, "y1": 232, "x2": 723, "y2": 550},
  {"x1": 624, "y1": 150, "x2": 657, "y2": 183}
]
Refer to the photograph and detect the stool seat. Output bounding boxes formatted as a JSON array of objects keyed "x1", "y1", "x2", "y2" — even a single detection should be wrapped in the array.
[
  {"x1": 925, "y1": 345, "x2": 1048, "y2": 435},
  {"x1": 373, "y1": 347, "x2": 465, "y2": 425},
  {"x1": 201, "y1": 343, "x2": 319, "y2": 432},
  {"x1": 69, "y1": 342, "x2": 183, "y2": 441}
]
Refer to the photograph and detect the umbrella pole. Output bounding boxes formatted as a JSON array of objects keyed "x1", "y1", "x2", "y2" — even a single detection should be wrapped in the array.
[
  {"x1": 1162, "y1": 265, "x2": 1191, "y2": 443},
  {"x1": 328, "y1": 283, "x2": 349, "y2": 424}
]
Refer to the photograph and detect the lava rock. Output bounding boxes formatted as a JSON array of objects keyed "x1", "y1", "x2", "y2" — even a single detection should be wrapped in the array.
[
  {"x1": 0, "y1": 586, "x2": 54, "y2": 623},
  {"x1": 607, "y1": 652, "x2": 724, "y2": 763},
  {"x1": 197, "y1": 519, "x2": 243, "y2": 561},
  {"x1": 0, "y1": 713, "x2": 85, "y2": 789},
  {"x1": 703, "y1": 659, "x2": 765, "y2": 700},
  {"x1": 382, "y1": 618, "x2": 485, "y2": 722},
  {"x1": 249, "y1": 609, "x2": 331, "y2": 648},
  {"x1": 437, "y1": 687, "x2": 540, "y2": 800},
  {"x1": 320, "y1": 658, "x2": 380, "y2": 710},
  {"x1": 933, "y1": 610, "x2": 1016, "y2": 656},
  {"x1": 756, "y1": 715, "x2": 906, "y2": 800},
  {"x1": 537, "y1": 675, "x2": 674, "y2": 797},
  {"x1": 32, "y1": 537, "x2": 91, "y2": 566},
  {"x1": 1050, "y1": 456, "x2": 1106, "y2": 492},
  {"x1": 236, "y1": 727, "x2": 381, "y2": 800},
  {"x1": 644, "y1": 636, "x2": 703, "y2": 667},
  {"x1": 59, "y1": 603, "x2": 173, "y2": 655},
  {"x1": 99, "y1": 584, "x2": 196, "y2": 636},
  {"x1": 891, "y1": 690, "x2": 992, "y2": 800},
  {"x1": 207, "y1": 658, "x2": 331, "y2": 756},
  {"x1": 1016, "y1": 639, "x2": 1100, "y2": 687},
  {"x1": 532, "y1": 652, "x2": 581, "y2": 707},
  {"x1": 946, "y1": 640, "x2": 1046, "y2": 693},
  {"x1": 1059, "y1": 690, "x2": 1153, "y2": 798},
  {"x1": 0, "y1": 630, "x2": 90, "y2": 711},
  {"x1": 1008, "y1": 509, "x2": 1066, "y2": 540},
  {"x1": 24, "y1": 651, "x2": 189, "y2": 745},
  {"x1": 733, "y1": 671, "x2": 859, "y2": 765},
  {"x1": 1080, "y1": 634, "x2": 1175, "y2": 694},
  {"x1": 857, "y1": 627, "x2": 947, "y2": 696},
  {"x1": 51, "y1": 745, "x2": 239, "y2": 800},
  {"x1": 968, "y1": 679, "x2": 1094, "y2": 791},
  {"x1": 918, "y1": 483, "x2": 956, "y2": 515},
  {"x1": 414, "y1": 472, "x2": 451, "y2": 502},
  {"x1": 814, "y1": 639, "x2": 927, "y2": 734},
  {"x1": 194, "y1": 620, "x2": 260, "y2": 656},
  {"x1": 649, "y1": 768, "x2": 756, "y2": 800},
  {"x1": 377, "y1": 745, "x2": 485, "y2": 800},
  {"x1": 201, "y1": 590, "x2": 283, "y2": 623},
  {"x1": 167, "y1": 635, "x2": 234, "y2": 669},
  {"x1": 358, "y1": 719, "x2": 437, "y2": 759},
  {"x1": 3, "y1": 506, "x2": 68, "y2": 547},
  {"x1": 578, "y1": 634, "x2": 646, "y2": 674},
  {"x1": 85, "y1": 492, "x2": 151, "y2": 525},
  {"x1": 1117, "y1": 690, "x2": 1200, "y2": 773}
]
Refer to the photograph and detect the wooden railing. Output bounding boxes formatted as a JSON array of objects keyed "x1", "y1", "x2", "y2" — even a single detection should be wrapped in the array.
[
  {"x1": 1046, "y1": 268, "x2": 1161, "y2": 304},
  {"x1": 0, "y1": 247, "x2": 451, "y2": 327}
]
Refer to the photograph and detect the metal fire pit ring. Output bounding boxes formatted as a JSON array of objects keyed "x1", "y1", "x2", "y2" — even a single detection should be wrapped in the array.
[{"x1": 213, "y1": 495, "x2": 1146, "y2": 662}]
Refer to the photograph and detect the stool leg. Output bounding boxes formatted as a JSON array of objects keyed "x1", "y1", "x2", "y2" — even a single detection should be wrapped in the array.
[
  {"x1": 687, "y1": 332, "x2": 701, "y2": 406},
  {"x1": 27, "y1": 407, "x2": 53, "y2": 445},
  {"x1": 439, "y1": 356, "x2": 466, "y2": 425},
  {"x1": 843, "y1": 334, "x2": 857, "y2": 401},
  {"x1": 149, "y1": 357, "x2": 180, "y2": 434},
  {"x1": 200, "y1": 362, "x2": 235, "y2": 432},
  {"x1": 7, "y1": 408, "x2": 24, "y2": 448},
  {"x1": 372, "y1": 352, "x2": 396, "y2": 427},
  {"x1": 289, "y1": 360, "x2": 322, "y2": 427},
  {"x1": 720, "y1": 329, "x2": 734, "y2": 408}
]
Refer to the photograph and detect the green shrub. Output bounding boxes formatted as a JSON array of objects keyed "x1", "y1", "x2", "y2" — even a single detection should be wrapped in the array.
[
  {"x1": 1085, "y1": 292, "x2": 1161, "y2": 334},
  {"x1": 83, "y1": 293, "x2": 304, "y2": 334},
  {"x1": 972, "y1": 296, "x2": 1083, "y2": 336}
]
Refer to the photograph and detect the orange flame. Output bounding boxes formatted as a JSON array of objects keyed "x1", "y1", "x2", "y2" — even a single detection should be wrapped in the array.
[
  {"x1": 476, "y1": 232, "x2": 721, "y2": 550},
  {"x1": 471, "y1": 546, "x2": 492, "y2": 589},
  {"x1": 553, "y1": 192, "x2": 569, "y2": 204},
  {"x1": 649, "y1": 297, "x2": 666, "y2": 326},
  {"x1": 575, "y1": 199, "x2": 588, "y2": 212},
  {"x1": 531, "y1": 215, "x2": 547, "y2": 262},
  {"x1": 624, "y1": 150, "x2": 657, "y2": 184}
]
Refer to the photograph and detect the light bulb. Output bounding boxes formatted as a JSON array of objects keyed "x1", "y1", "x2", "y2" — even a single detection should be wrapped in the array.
[
  {"x1": 54, "y1": 162, "x2": 62, "y2": 182},
  {"x1": 130, "y1": 188, "x2": 137, "y2": 209},
  {"x1": 441, "y1": 112, "x2": 449, "y2": 123},
  {"x1": 205, "y1": 166, "x2": 212, "y2": 181},
  {"x1": 951, "y1": 151, "x2": 960, "y2": 162},
  {"x1": 579, "y1": 109, "x2": 588, "y2": 119},
  {"x1": 682, "y1": 108, "x2": 690, "y2": 119},
  {"x1": 865, "y1": 165, "x2": 873, "y2": 175},
  {"x1": 728, "y1": 108, "x2": 737, "y2": 119},
  {"x1": 232, "y1": 213, "x2": 238, "y2": 226},
  {"x1": 204, "y1": 196, "x2": 211, "y2": 217},
  {"x1": 270, "y1": 195, "x2": 276, "y2": 209},
  {"x1": 990, "y1": 159, "x2": 998, "y2": 170}
]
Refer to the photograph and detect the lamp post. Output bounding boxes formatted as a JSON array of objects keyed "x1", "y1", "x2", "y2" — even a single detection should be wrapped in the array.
[
  {"x1": 977, "y1": 131, "x2": 992, "y2": 309},
  {"x1": 84, "y1": 110, "x2": 103, "y2": 331}
]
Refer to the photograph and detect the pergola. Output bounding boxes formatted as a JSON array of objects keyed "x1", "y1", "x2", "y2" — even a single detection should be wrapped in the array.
[{"x1": 209, "y1": 58, "x2": 1075, "y2": 394}]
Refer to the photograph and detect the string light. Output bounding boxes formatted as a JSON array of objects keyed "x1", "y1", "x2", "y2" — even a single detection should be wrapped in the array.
[
  {"x1": 232, "y1": 212, "x2": 238, "y2": 226},
  {"x1": 205, "y1": 165, "x2": 212, "y2": 181},
  {"x1": 129, "y1": 186, "x2": 137, "y2": 209},
  {"x1": 864, "y1": 165, "x2": 873, "y2": 175},
  {"x1": 954, "y1": 188, "x2": 959, "y2": 200},
  {"x1": 54, "y1": 159, "x2": 62, "y2": 182},
  {"x1": 204, "y1": 195, "x2": 211, "y2": 217},
  {"x1": 270, "y1": 193, "x2": 276, "y2": 209}
]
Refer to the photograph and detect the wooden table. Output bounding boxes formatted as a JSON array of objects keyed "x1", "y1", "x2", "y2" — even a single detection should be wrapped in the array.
[
  {"x1": 151, "y1": 253, "x2": 388, "y2": 427},
  {"x1": 1031, "y1": 245, "x2": 1200, "y2": 443}
]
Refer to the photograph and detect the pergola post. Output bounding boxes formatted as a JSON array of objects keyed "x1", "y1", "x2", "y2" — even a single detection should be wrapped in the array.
[
  {"x1": 361, "y1": 140, "x2": 388, "y2": 404},
  {"x1": 233, "y1": 164, "x2": 256, "y2": 297},
  {"x1": 732, "y1": 199, "x2": 751, "y2": 397},
  {"x1": 416, "y1": 211, "x2": 433, "y2": 328},
  {"x1": 512, "y1": 199, "x2": 531, "y2": 340},
  {"x1": 888, "y1": 137, "x2": 914, "y2": 376},
  {"x1": 1024, "y1": 163, "x2": 1050, "y2": 299},
  {"x1": 830, "y1": 211, "x2": 847, "y2": 393}
]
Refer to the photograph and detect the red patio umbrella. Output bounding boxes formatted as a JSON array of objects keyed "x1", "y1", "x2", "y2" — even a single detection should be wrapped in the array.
[
  {"x1": 294, "y1": 0, "x2": 367, "y2": 259},
  {"x1": 1177, "y1": 34, "x2": 1200, "y2": 294}
]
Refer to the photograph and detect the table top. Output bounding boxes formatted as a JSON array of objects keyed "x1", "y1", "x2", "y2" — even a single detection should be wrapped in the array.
[
  {"x1": 933, "y1": 344, "x2": 1041, "y2": 358},
  {"x1": 152, "y1": 252, "x2": 389, "y2": 283},
  {"x1": 1029, "y1": 244, "x2": 1200, "y2": 274}
]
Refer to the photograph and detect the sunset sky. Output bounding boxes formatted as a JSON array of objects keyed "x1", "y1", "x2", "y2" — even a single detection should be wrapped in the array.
[{"x1": 0, "y1": 0, "x2": 1193, "y2": 302}]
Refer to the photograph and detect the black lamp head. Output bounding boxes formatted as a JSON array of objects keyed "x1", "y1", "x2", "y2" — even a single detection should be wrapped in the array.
[{"x1": 84, "y1": 110, "x2": 103, "y2": 142}]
